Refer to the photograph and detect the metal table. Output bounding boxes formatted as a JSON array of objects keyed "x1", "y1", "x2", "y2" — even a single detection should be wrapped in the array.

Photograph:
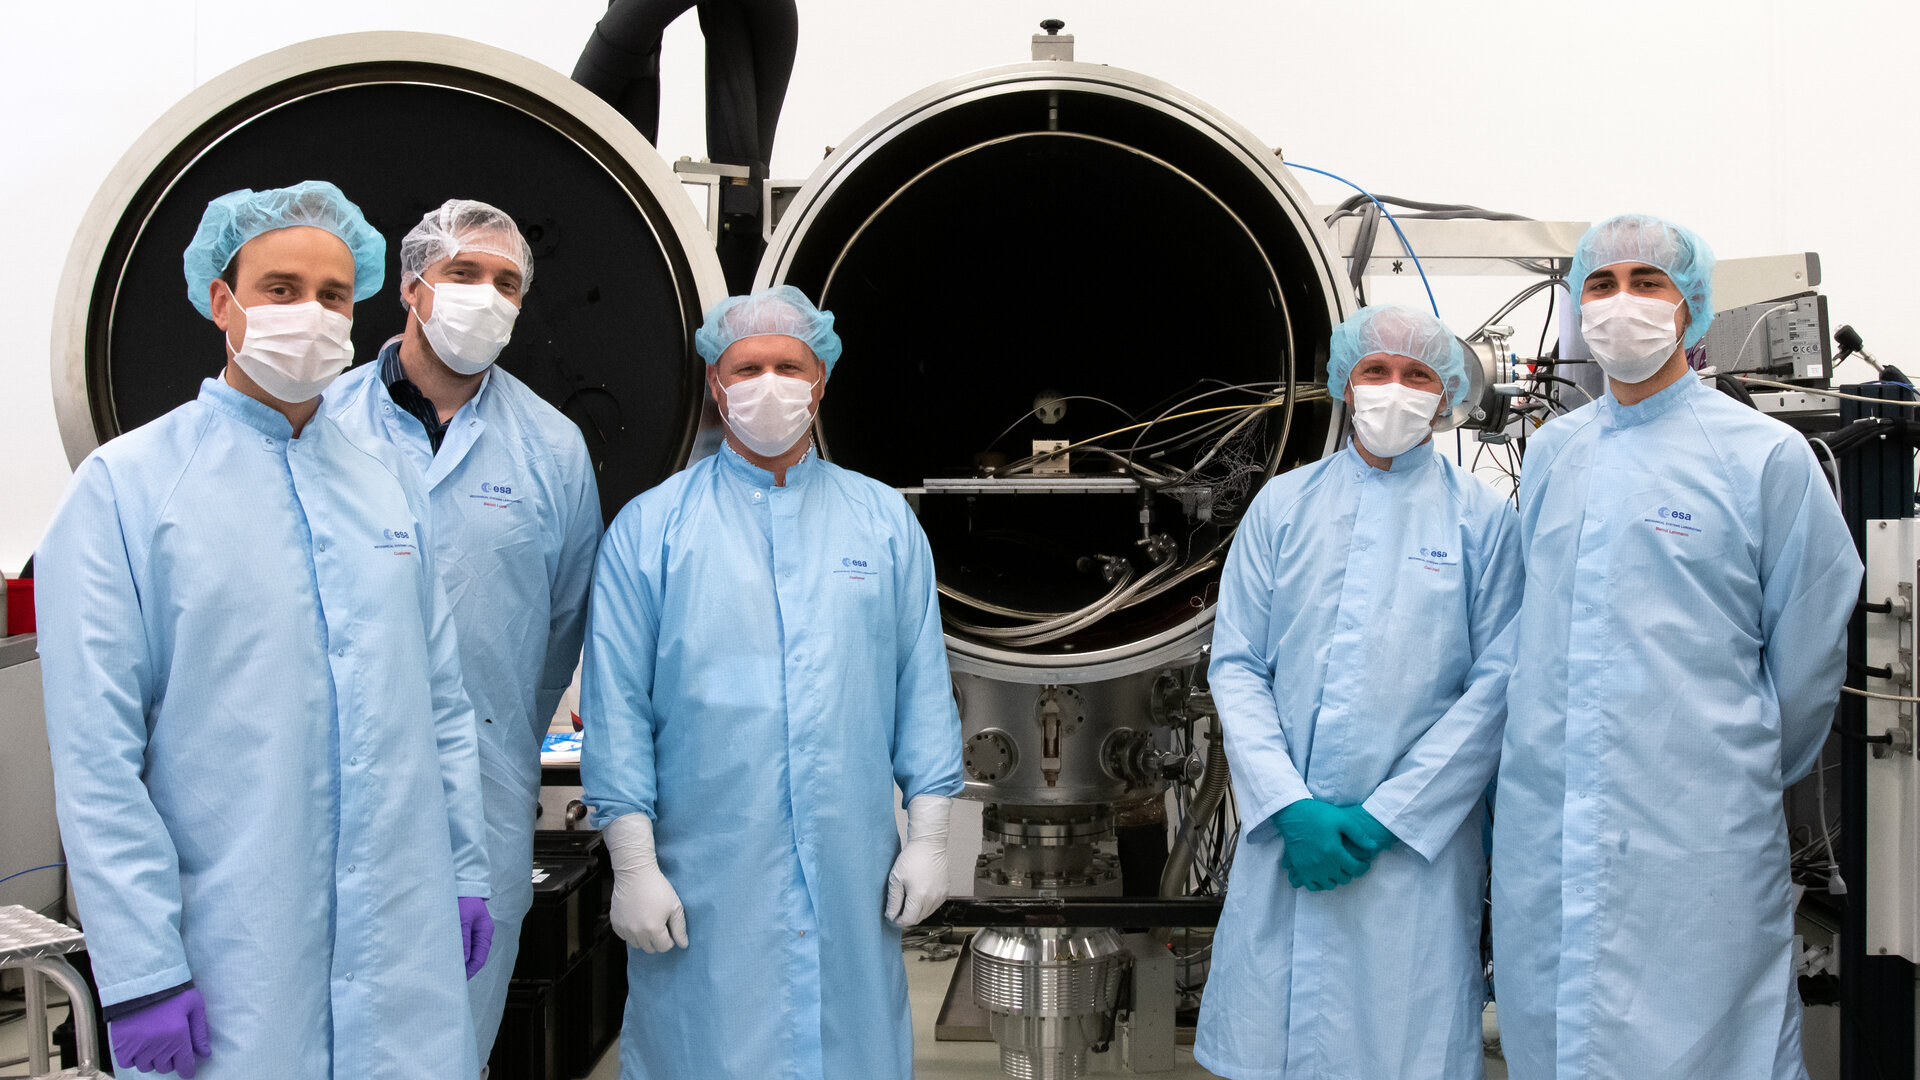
[{"x1": 0, "y1": 904, "x2": 101, "y2": 1077}]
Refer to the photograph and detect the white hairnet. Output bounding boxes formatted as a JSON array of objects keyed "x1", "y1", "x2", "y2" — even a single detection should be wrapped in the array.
[{"x1": 400, "y1": 199, "x2": 534, "y2": 292}]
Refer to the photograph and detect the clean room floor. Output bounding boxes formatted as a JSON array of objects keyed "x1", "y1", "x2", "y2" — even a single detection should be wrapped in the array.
[
  {"x1": 0, "y1": 960, "x2": 1505, "y2": 1077},
  {"x1": 580, "y1": 950, "x2": 1512, "y2": 1079},
  {"x1": 580, "y1": 943, "x2": 1226, "y2": 1079}
]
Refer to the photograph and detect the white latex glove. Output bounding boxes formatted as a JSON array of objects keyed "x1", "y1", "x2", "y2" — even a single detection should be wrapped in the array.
[
  {"x1": 885, "y1": 794, "x2": 953, "y2": 927},
  {"x1": 603, "y1": 812, "x2": 688, "y2": 953}
]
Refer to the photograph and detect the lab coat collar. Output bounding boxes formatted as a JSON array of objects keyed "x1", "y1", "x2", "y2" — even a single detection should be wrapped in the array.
[
  {"x1": 718, "y1": 440, "x2": 819, "y2": 488},
  {"x1": 1601, "y1": 369, "x2": 1699, "y2": 430},
  {"x1": 1342, "y1": 438, "x2": 1439, "y2": 476},
  {"x1": 378, "y1": 339, "x2": 497, "y2": 412},
  {"x1": 369, "y1": 340, "x2": 497, "y2": 488},
  {"x1": 200, "y1": 375, "x2": 295, "y2": 441}
]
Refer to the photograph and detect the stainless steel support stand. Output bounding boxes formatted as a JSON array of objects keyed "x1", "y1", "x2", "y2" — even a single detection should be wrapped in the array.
[
  {"x1": 1116, "y1": 933, "x2": 1174, "y2": 1073},
  {"x1": 0, "y1": 905, "x2": 103, "y2": 1078}
]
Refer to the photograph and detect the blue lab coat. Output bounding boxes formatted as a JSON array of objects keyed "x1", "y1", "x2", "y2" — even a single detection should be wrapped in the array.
[
  {"x1": 328, "y1": 346, "x2": 602, "y2": 1059},
  {"x1": 1195, "y1": 441, "x2": 1523, "y2": 1080},
  {"x1": 36, "y1": 377, "x2": 488, "y2": 1080},
  {"x1": 1491, "y1": 374, "x2": 1860, "y2": 1080},
  {"x1": 580, "y1": 445, "x2": 963, "y2": 1080}
]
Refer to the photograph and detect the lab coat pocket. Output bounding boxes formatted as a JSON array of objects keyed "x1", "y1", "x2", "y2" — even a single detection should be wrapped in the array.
[
  {"x1": 826, "y1": 554, "x2": 892, "y2": 632},
  {"x1": 1609, "y1": 472, "x2": 1751, "y2": 643},
  {"x1": 1371, "y1": 535, "x2": 1473, "y2": 701}
]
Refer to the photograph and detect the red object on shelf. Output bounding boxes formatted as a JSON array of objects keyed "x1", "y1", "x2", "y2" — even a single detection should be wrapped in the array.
[{"x1": 5, "y1": 577, "x2": 33, "y2": 635}]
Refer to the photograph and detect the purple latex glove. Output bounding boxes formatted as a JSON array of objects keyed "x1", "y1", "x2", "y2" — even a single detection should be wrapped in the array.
[
  {"x1": 460, "y1": 896, "x2": 494, "y2": 979},
  {"x1": 109, "y1": 987, "x2": 210, "y2": 1077}
]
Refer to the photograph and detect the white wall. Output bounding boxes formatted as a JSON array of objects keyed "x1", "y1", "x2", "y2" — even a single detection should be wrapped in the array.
[{"x1": 4, "y1": 0, "x2": 1916, "y2": 569}]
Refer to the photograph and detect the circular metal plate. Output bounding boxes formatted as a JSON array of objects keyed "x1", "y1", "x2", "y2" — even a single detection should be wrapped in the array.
[{"x1": 51, "y1": 32, "x2": 725, "y2": 521}]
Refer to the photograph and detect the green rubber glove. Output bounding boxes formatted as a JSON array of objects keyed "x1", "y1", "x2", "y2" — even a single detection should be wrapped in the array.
[
  {"x1": 1273, "y1": 799, "x2": 1371, "y2": 891},
  {"x1": 1337, "y1": 804, "x2": 1398, "y2": 859}
]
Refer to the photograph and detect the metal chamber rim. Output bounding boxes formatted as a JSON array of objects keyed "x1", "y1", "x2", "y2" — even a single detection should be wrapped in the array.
[{"x1": 756, "y1": 60, "x2": 1349, "y2": 677}]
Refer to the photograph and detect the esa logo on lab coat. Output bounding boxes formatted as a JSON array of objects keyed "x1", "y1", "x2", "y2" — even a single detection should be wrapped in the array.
[
  {"x1": 376, "y1": 527, "x2": 418, "y2": 555},
  {"x1": 1644, "y1": 505, "x2": 1703, "y2": 537},
  {"x1": 835, "y1": 556, "x2": 874, "y2": 581},
  {"x1": 1408, "y1": 546, "x2": 1458, "y2": 571},
  {"x1": 471, "y1": 479, "x2": 523, "y2": 508}
]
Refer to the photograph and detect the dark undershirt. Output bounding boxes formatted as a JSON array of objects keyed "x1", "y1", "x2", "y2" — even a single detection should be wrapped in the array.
[
  {"x1": 380, "y1": 344, "x2": 450, "y2": 454},
  {"x1": 102, "y1": 981, "x2": 194, "y2": 1021}
]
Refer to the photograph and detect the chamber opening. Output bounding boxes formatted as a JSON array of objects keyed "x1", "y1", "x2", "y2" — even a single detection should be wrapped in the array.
[
  {"x1": 80, "y1": 62, "x2": 710, "y2": 524},
  {"x1": 773, "y1": 87, "x2": 1340, "y2": 657}
]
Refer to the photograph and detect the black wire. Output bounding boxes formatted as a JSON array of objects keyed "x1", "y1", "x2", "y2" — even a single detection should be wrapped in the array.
[
  {"x1": 1715, "y1": 373, "x2": 1757, "y2": 409},
  {"x1": 1536, "y1": 284, "x2": 1556, "y2": 361},
  {"x1": 1466, "y1": 279, "x2": 1564, "y2": 342},
  {"x1": 1347, "y1": 202, "x2": 1378, "y2": 306},
  {"x1": 1324, "y1": 193, "x2": 1534, "y2": 221},
  {"x1": 1526, "y1": 373, "x2": 1593, "y2": 404}
]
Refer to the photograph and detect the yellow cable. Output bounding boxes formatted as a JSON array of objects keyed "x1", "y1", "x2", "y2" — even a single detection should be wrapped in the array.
[{"x1": 1002, "y1": 394, "x2": 1326, "y2": 470}]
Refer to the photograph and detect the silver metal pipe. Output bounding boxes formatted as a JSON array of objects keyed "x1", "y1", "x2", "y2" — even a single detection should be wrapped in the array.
[
  {"x1": 27, "y1": 956, "x2": 100, "y2": 1073},
  {"x1": 1158, "y1": 718, "x2": 1230, "y2": 903},
  {"x1": 24, "y1": 962, "x2": 49, "y2": 1077}
]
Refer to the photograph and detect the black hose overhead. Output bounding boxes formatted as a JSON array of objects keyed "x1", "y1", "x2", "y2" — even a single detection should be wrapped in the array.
[{"x1": 573, "y1": 0, "x2": 799, "y2": 291}]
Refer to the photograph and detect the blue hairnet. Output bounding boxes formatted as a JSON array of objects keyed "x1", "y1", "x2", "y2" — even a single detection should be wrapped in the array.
[
  {"x1": 1569, "y1": 213, "x2": 1716, "y2": 348},
  {"x1": 1328, "y1": 304, "x2": 1471, "y2": 408},
  {"x1": 695, "y1": 285, "x2": 843, "y2": 376},
  {"x1": 183, "y1": 180, "x2": 386, "y2": 319}
]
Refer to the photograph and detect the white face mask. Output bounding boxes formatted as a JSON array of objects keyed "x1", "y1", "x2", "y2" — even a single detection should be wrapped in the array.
[
  {"x1": 222, "y1": 284, "x2": 354, "y2": 404},
  {"x1": 415, "y1": 280, "x2": 519, "y2": 375},
  {"x1": 721, "y1": 371, "x2": 818, "y2": 457},
  {"x1": 1349, "y1": 382, "x2": 1442, "y2": 459},
  {"x1": 1580, "y1": 291, "x2": 1682, "y2": 384}
]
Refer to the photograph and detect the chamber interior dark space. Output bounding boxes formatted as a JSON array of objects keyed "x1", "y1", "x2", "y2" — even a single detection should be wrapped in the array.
[
  {"x1": 816, "y1": 132, "x2": 1288, "y2": 484},
  {"x1": 794, "y1": 120, "x2": 1335, "y2": 646},
  {"x1": 94, "y1": 76, "x2": 705, "y2": 524}
]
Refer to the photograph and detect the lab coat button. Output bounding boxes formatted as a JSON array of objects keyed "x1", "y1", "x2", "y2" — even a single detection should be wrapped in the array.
[
  {"x1": 347, "y1": 864, "x2": 356, "y2": 873},
  {"x1": 798, "y1": 931, "x2": 807, "y2": 938},
  {"x1": 345, "y1": 972, "x2": 354, "y2": 982}
]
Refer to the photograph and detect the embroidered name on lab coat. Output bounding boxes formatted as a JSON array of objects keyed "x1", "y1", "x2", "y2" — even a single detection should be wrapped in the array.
[{"x1": 1642, "y1": 505, "x2": 1703, "y2": 538}]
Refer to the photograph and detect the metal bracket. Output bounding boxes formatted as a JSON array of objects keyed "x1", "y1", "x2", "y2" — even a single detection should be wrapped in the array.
[
  {"x1": 672, "y1": 158, "x2": 751, "y2": 243},
  {"x1": 1116, "y1": 932, "x2": 1176, "y2": 1072},
  {"x1": 1891, "y1": 581, "x2": 1919, "y2": 757},
  {"x1": 762, "y1": 179, "x2": 804, "y2": 243},
  {"x1": 1032, "y1": 19, "x2": 1075, "y2": 62}
]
